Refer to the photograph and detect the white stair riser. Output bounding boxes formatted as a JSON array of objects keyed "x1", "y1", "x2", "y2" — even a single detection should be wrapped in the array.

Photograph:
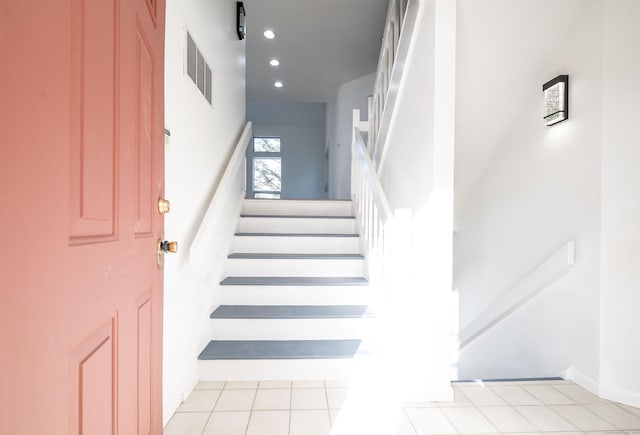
[
  {"x1": 243, "y1": 199, "x2": 353, "y2": 216},
  {"x1": 199, "y1": 358, "x2": 359, "y2": 381},
  {"x1": 233, "y1": 236, "x2": 360, "y2": 254},
  {"x1": 238, "y1": 217, "x2": 356, "y2": 234},
  {"x1": 225, "y1": 258, "x2": 364, "y2": 277},
  {"x1": 220, "y1": 285, "x2": 370, "y2": 306},
  {"x1": 209, "y1": 318, "x2": 375, "y2": 340}
]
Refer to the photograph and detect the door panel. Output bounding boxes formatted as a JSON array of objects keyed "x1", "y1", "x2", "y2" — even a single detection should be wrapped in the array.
[
  {"x1": 0, "y1": 0, "x2": 166, "y2": 433},
  {"x1": 69, "y1": 0, "x2": 118, "y2": 241}
]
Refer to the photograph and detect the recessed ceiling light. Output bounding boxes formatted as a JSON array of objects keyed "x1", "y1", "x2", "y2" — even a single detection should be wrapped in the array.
[
  {"x1": 269, "y1": 59, "x2": 280, "y2": 67},
  {"x1": 263, "y1": 30, "x2": 275, "y2": 39},
  {"x1": 274, "y1": 81, "x2": 283, "y2": 88}
]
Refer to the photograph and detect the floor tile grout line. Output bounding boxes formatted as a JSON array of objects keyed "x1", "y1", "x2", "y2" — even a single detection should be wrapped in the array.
[
  {"x1": 323, "y1": 380, "x2": 332, "y2": 430},
  {"x1": 288, "y1": 383, "x2": 294, "y2": 435},
  {"x1": 400, "y1": 407, "x2": 418, "y2": 434},
  {"x1": 539, "y1": 402, "x2": 581, "y2": 432},
  {"x1": 548, "y1": 383, "x2": 584, "y2": 405},
  {"x1": 199, "y1": 387, "x2": 224, "y2": 435},
  {"x1": 244, "y1": 385, "x2": 259, "y2": 435},
  {"x1": 437, "y1": 403, "x2": 464, "y2": 434}
]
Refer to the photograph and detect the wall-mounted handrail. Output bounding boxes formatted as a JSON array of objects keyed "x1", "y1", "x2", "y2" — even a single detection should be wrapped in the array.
[
  {"x1": 458, "y1": 241, "x2": 576, "y2": 349},
  {"x1": 190, "y1": 122, "x2": 252, "y2": 265}
]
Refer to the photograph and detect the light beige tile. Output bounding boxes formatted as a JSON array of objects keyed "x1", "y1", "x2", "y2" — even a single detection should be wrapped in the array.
[
  {"x1": 456, "y1": 385, "x2": 508, "y2": 406},
  {"x1": 490, "y1": 385, "x2": 542, "y2": 405},
  {"x1": 584, "y1": 432, "x2": 610, "y2": 435},
  {"x1": 551, "y1": 405, "x2": 617, "y2": 431},
  {"x1": 394, "y1": 410, "x2": 417, "y2": 435},
  {"x1": 291, "y1": 388, "x2": 328, "y2": 410},
  {"x1": 437, "y1": 387, "x2": 474, "y2": 407},
  {"x1": 403, "y1": 401, "x2": 438, "y2": 408},
  {"x1": 515, "y1": 405, "x2": 578, "y2": 431},
  {"x1": 621, "y1": 403, "x2": 640, "y2": 418},
  {"x1": 224, "y1": 380, "x2": 259, "y2": 389},
  {"x1": 326, "y1": 388, "x2": 350, "y2": 409},
  {"x1": 329, "y1": 409, "x2": 340, "y2": 426},
  {"x1": 214, "y1": 389, "x2": 256, "y2": 411},
  {"x1": 522, "y1": 385, "x2": 576, "y2": 405},
  {"x1": 552, "y1": 384, "x2": 605, "y2": 404},
  {"x1": 537, "y1": 433, "x2": 585, "y2": 435},
  {"x1": 441, "y1": 406, "x2": 499, "y2": 433},
  {"x1": 478, "y1": 406, "x2": 538, "y2": 432},
  {"x1": 259, "y1": 380, "x2": 292, "y2": 389},
  {"x1": 325, "y1": 379, "x2": 352, "y2": 388},
  {"x1": 246, "y1": 410, "x2": 290, "y2": 435},
  {"x1": 253, "y1": 388, "x2": 291, "y2": 410},
  {"x1": 163, "y1": 412, "x2": 209, "y2": 435},
  {"x1": 500, "y1": 433, "x2": 543, "y2": 435},
  {"x1": 202, "y1": 411, "x2": 250, "y2": 435},
  {"x1": 290, "y1": 410, "x2": 331, "y2": 435},
  {"x1": 586, "y1": 403, "x2": 640, "y2": 429},
  {"x1": 510, "y1": 379, "x2": 571, "y2": 385},
  {"x1": 404, "y1": 407, "x2": 457, "y2": 434},
  {"x1": 195, "y1": 381, "x2": 226, "y2": 390},
  {"x1": 177, "y1": 389, "x2": 221, "y2": 412},
  {"x1": 293, "y1": 380, "x2": 325, "y2": 388}
]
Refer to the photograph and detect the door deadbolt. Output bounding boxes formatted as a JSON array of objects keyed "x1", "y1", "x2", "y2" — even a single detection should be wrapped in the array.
[{"x1": 158, "y1": 198, "x2": 171, "y2": 215}]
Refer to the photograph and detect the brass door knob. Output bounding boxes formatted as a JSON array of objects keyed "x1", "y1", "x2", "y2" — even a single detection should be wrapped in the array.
[
  {"x1": 158, "y1": 198, "x2": 171, "y2": 215},
  {"x1": 160, "y1": 240, "x2": 178, "y2": 253}
]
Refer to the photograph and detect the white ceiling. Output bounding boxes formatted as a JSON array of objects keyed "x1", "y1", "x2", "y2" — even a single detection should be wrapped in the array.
[
  {"x1": 455, "y1": 0, "x2": 586, "y2": 210},
  {"x1": 243, "y1": 0, "x2": 389, "y2": 102}
]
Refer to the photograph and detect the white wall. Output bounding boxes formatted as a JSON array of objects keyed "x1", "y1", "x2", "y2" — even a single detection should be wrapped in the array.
[
  {"x1": 599, "y1": 0, "x2": 640, "y2": 407},
  {"x1": 454, "y1": 0, "x2": 602, "y2": 382},
  {"x1": 246, "y1": 101, "x2": 326, "y2": 199},
  {"x1": 377, "y1": 0, "x2": 456, "y2": 401},
  {"x1": 163, "y1": 0, "x2": 245, "y2": 425},
  {"x1": 330, "y1": 73, "x2": 375, "y2": 199}
]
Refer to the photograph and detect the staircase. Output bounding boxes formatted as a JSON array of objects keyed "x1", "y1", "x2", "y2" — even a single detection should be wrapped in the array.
[{"x1": 198, "y1": 199, "x2": 373, "y2": 380}]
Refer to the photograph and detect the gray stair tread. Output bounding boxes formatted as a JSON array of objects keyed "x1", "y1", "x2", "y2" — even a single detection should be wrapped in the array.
[
  {"x1": 228, "y1": 253, "x2": 364, "y2": 260},
  {"x1": 220, "y1": 277, "x2": 368, "y2": 286},
  {"x1": 235, "y1": 232, "x2": 359, "y2": 237},
  {"x1": 210, "y1": 305, "x2": 373, "y2": 319},
  {"x1": 198, "y1": 339, "x2": 362, "y2": 360},
  {"x1": 241, "y1": 214, "x2": 355, "y2": 219}
]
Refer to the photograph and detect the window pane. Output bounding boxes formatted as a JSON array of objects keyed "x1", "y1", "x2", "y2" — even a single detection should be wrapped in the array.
[
  {"x1": 254, "y1": 193, "x2": 281, "y2": 199},
  {"x1": 254, "y1": 137, "x2": 281, "y2": 152},
  {"x1": 253, "y1": 158, "x2": 281, "y2": 192}
]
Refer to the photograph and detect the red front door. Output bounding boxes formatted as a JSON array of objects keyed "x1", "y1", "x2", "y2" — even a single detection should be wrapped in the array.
[{"x1": 0, "y1": 0, "x2": 165, "y2": 433}]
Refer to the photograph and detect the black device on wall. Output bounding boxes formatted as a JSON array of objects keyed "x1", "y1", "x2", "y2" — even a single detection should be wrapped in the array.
[{"x1": 237, "y1": 2, "x2": 246, "y2": 40}]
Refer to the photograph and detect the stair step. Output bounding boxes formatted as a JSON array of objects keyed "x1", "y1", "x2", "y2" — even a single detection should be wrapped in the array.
[
  {"x1": 228, "y1": 253, "x2": 363, "y2": 259},
  {"x1": 240, "y1": 215, "x2": 355, "y2": 219},
  {"x1": 225, "y1": 257, "x2": 364, "y2": 277},
  {"x1": 220, "y1": 277, "x2": 368, "y2": 286},
  {"x1": 220, "y1": 284, "x2": 370, "y2": 306},
  {"x1": 198, "y1": 339, "x2": 362, "y2": 360},
  {"x1": 235, "y1": 232, "x2": 358, "y2": 237},
  {"x1": 243, "y1": 199, "x2": 352, "y2": 217},
  {"x1": 234, "y1": 234, "x2": 360, "y2": 254},
  {"x1": 210, "y1": 305, "x2": 373, "y2": 319},
  {"x1": 238, "y1": 215, "x2": 357, "y2": 234}
]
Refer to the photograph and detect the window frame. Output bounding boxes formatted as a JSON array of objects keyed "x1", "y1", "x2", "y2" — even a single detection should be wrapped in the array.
[{"x1": 247, "y1": 136, "x2": 283, "y2": 199}]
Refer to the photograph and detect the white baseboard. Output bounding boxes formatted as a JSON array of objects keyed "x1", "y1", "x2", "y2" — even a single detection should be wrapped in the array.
[
  {"x1": 600, "y1": 384, "x2": 640, "y2": 408},
  {"x1": 565, "y1": 365, "x2": 640, "y2": 408}
]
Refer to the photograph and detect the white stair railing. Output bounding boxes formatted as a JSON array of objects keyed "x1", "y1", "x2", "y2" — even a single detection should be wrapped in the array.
[
  {"x1": 368, "y1": 0, "x2": 420, "y2": 167},
  {"x1": 351, "y1": 110, "x2": 407, "y2": 305}
]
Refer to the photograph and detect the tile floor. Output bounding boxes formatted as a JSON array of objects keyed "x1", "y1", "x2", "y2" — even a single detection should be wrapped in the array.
[{"x1": 164, "y1": 379, "x2": 640, "y2": 435}]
